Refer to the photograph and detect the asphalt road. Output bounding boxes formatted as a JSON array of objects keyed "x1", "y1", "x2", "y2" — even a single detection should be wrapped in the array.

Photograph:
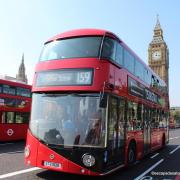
[{"x1": 0, "y1": 129, "x2": 180, "y2": 180}]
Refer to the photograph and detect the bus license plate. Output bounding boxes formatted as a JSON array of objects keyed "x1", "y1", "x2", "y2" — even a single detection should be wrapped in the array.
[{"x1": 44, "y1": 161, "x2": 61, "y2": 168}]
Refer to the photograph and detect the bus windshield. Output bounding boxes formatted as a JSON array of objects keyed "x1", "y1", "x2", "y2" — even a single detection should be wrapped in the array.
[
  {"x1": 39, "y1": 36, "x2": 102, "y2": 61},
  {"x1": 30, "y1": 93, "x2": 107, "y2": 147}
]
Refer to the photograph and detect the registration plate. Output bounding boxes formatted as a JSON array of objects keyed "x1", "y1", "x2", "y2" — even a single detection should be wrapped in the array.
[{"x1": 44, "y1": 161, "x2": 61, "y2": 168}]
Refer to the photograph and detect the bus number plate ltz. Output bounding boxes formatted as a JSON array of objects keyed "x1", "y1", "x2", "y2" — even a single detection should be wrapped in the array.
[{"x1": 44, "y1": 161, "x2": 61, "y2": 168}]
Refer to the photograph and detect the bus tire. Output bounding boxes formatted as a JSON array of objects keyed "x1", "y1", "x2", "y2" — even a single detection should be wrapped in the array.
[{"x1": 127, "y1": 142, "x2": 136, "y2": 166}]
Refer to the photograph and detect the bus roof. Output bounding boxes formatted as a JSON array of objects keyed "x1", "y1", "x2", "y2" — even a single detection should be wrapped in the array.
[
  {"x1": 0, "y1": 78, "x2": 31, "y2": 89},
  {"x1": 46, "y1": 29, "x2": 116, "y2": 42}
]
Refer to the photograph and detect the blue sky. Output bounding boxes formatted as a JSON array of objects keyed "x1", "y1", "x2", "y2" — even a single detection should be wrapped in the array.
[{"x1": 0, "y1": 0, "x2": 179, "y2": 107}]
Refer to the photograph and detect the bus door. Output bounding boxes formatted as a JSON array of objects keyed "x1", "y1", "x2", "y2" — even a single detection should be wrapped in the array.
[
  {"x1": 151, "y1": 109, "x2": 161, "y2": 149},
  {"x1": 107, "y1": 96, "x2": 125, "y2": 166},
  {"x1": 143, "y1": 107, "x2": 151, "y2": 154}
]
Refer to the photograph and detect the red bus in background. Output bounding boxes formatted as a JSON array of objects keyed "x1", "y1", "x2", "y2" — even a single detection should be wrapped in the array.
[
  {"x1": 0, "y1": 79, "x2": 31, "y2": 141},
  {"x1": 25, "y1": 29, "x2": 169, "y2": 176},
  {"x1": 169, "y1": 115, "x2": 175, "y2": 129}
]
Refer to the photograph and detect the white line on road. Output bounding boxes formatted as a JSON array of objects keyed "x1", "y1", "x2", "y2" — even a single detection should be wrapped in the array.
[
  {"x1": 169, "y1": 136, "x2": 180, "y2": 140},
  {"x1": 134, "y1": 159, "x2": 164, "y2": 180},
  {"x1": 0, "y1": 150, "x2": 24, "y2": 156},
  {"x1": 0, "y1": 143, "x2": 14, "y2": 146},
  {"x1": 169, "y1": 145, "x2": 180, "y2": 155},
  {"x1": 0, "y1": 167, "x2": 41, "y2": 179},
  {"x1": 150, "y1": 153, "x2": 159, "y2": 159}
]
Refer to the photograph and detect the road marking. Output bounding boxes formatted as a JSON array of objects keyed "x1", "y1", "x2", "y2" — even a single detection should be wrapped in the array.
[
  {"x1": 134, "y1": 159, "x2": 164, "y2": 180},
  {"x1": 0, "y1": 150, "x2": 24, "y2": 156},
  {"x1": 169, "y1": 136, "x2": 180, "y2": 140},
  {"x1": 150, "y1": 153, "x2": 159, "y2": 159},
  {"x1": 0, "y1": 167, "x2": 41, "y2": 179},
  {"x1": 0, "y1": 143, "x2": 14, "y2": 146},
  {"x1": 138, "y1": 176, "x2": 153, "y2": 180},
  {"x1": 169, "y1": 145, "x2": 180, "y2": 155}
]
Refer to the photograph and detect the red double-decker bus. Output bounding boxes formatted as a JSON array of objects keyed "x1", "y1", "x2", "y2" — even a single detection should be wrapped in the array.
[
  {"x1": 0, "y1": 79, "x2": 31, "y2": 141},
  {"x1": 25, "y1": 29, "x2": 169, "y2": 176}
]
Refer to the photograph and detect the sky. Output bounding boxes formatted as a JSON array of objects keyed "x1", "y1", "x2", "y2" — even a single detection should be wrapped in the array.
[{"x1": 0, "y1": 0, "x2": 179, "y2": 107}]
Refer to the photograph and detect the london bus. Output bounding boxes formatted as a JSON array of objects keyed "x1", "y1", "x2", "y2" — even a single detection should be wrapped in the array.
[
  {"x1": 0, "y1": 79, "x2": 31, "y2": 141},
  {"x1": 25, "y1": 29, "x2": 169, "y2": 176}
]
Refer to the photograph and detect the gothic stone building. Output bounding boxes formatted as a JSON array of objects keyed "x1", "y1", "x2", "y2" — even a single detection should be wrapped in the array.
[
  {"x1": 148, "y1": 17, "x2": 169, "y2": 92},
  {"x1": 0, "y1": 54, "x2": 28, "y2": 84},
  {"x1": 16, "y1": 54, "x2": 28, "y2": 84}
]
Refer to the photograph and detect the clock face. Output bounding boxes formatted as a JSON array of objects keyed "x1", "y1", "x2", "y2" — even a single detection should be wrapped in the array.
[{"x1": 152, "y1": 51, "x2": 161, "y2": 60}]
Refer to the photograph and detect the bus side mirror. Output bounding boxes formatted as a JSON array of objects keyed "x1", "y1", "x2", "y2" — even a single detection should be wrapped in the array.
[{"x1": 99, "y1": 94, "x2": 107, "y2": 108}]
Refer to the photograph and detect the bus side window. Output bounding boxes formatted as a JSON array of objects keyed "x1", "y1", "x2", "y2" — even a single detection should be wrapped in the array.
[
  {"x1": 159, "y1": 110, "x2": 164, "y2": 128},
  {"x1": 118, "y1": 98, "x2": 125, "y2": 147},
  {"x1": 127, "y1": 101, "x2": 140, "y2": 131},
  {"x1": 0, "y1": 84, "x2": 2, "y2": 93},
  {"x1": 108, "y1": 96, "x2": 118, "y2": 149},
  {"x1": 115, "y1": 43, "x2": 124, "y2": 66},
  {"x1": 151, "y1": 109, "x2": 159, "y2": 129},
  {"x1": 135, "y1": 59, "x2": 144, "y2": 81},
  {"x1": 137, "y1": 104, "x2": 143, "y2": 130},
  {"x1": 101, "y1": 37, "x2": 116, "y2": 61},
  {"x1": 15, "y1": 112, "x2": 30, "y2": 124},
  {"x1": 127, "y1": 101, "x2": 133, "y2": 131},
  {"x1": 3, "y1": 112, "x2": 15, "y2": 123},
  {"x1": 127, "y1": 102, "x2": 143, "y2": 131},
  {"x1": 0, "y1": 112, "x2": 4, "y2": 123},
  {"x1": 151, "y1": 109, "x2": 155, "y2": 128},
  {"x1": 124, "y1": 50, "x2": 135, "y2": 74}
]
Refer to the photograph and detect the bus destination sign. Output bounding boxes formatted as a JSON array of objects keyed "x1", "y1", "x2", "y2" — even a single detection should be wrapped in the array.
[{"x1": 36, "y1": 69, "x2": 93, "y2": 87}]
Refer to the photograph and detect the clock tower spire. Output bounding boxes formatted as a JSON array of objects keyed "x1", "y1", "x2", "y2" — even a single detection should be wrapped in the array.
[{"x1": 148, "y1": 16, "x2": 169, "y2": 92}]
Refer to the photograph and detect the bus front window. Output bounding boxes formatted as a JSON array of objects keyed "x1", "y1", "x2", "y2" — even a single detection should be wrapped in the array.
[
  {"x1": 30, "y1": 93, "x2": 107, "y2": 147},
  {"x1": 39, "y1": 36, "x2": 102, "y2": 61}
]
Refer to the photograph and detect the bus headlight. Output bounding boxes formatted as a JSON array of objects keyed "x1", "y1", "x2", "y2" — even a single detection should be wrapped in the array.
[
  {"x1": 82, "y1": 153, "x2": 95, "y2": 167},
  {"x1": 24, "y1": 145, "x2": 30, "y2": 158}
]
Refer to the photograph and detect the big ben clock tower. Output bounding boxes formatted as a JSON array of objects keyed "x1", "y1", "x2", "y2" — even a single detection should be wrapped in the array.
[{"x1": 148, "y1": 16, "x2": 169, "y2": 92}]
